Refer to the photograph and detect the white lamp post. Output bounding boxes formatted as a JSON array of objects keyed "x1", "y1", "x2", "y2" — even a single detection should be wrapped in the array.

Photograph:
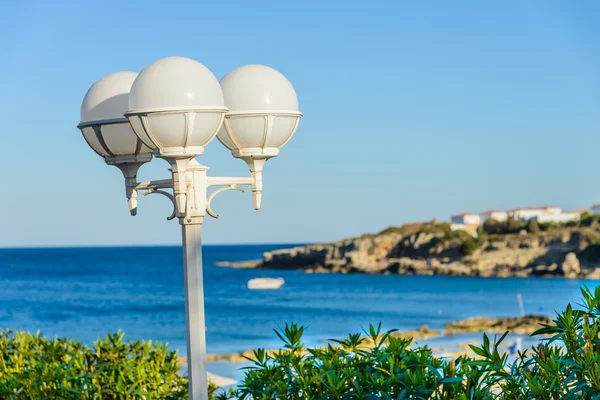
[{"x1": 77, "y1": 56, "x2": 302, "y2": 399}]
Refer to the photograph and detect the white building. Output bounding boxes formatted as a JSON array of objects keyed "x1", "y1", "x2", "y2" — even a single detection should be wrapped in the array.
[
  {"x1": 479, "y1": 210, "x2": 508, "y2": 223},
  {"x1": 542, "y1": 206, "x2": 562, "y2": 215},
  {"x1": 449, "y1": 222, "x2": 466, "y2": 231},
  {"x1": 449, "y1": 222, "x2": 478, "y2": 236},
  {"x1": 449, "y1": 205, "x2": 580, "y2": 232},
  {"x1": 451, "y1": 213, "x2": 481, "y2": 225},
  {"x1": 508, "y1": 206, "x2": 562, "y2": 222}
]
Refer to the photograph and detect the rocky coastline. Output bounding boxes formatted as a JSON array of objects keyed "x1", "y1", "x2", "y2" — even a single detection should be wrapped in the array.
[{"x1": 215, "y1": 222, "x2": 600, "y2": 278}]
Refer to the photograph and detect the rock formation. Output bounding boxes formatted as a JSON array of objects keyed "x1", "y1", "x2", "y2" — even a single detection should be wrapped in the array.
[
  {"x1": 444, "y1": 315, "x2": 551, "y2": 335},
  {"x1": 216, "y1": 222, "x2": 600, "y2": 278}
]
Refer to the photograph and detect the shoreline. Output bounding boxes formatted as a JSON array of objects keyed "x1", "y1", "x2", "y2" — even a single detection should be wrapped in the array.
[
  {"x1": 197, "y1": 314, "x2": 550, "y2": 364},
  {"x1": 212, "y1": 222, "x2": 600, "y2": 279},
  {"x1": 214, "y1": 258, "x2": 600, "y2": 279}
]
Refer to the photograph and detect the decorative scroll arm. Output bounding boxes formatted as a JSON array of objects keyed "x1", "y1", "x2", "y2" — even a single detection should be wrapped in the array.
[
  {"x1": 142, "y1": 187, "x2": 177, "y2": 221},
  {"x1": 206, "y1": 184, "x2": 245, "y2": 219}
]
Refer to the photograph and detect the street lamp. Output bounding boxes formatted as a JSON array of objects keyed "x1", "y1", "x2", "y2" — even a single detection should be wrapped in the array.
[{"x1": 77, "y1": 56, "x2": 302, "y2": 399}]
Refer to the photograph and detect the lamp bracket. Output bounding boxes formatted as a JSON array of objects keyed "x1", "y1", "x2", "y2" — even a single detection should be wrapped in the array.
[
  {"x1": 115, "y1": 161, "x2": 264, "y2": 222},
  {"x1": 142, "y1": 187, "x2": 177, "y2": 221},
  {"x1": 206, "y1": 185, "x2": 245, "y2": 219}
]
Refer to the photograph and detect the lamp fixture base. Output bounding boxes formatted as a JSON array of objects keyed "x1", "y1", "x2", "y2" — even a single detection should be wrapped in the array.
[
  {"x1": 105, "y1": 153, "x2": 152, "y2": 166},
  {"x1": 154, "y1": 146, "x2": 205, "y2": 158},
  {"x1": 113, "y1": 161, "x2": 149, "y2": 216},
  {"x1": 238, "y1": 156, "x2": 268, "y2": 210}
]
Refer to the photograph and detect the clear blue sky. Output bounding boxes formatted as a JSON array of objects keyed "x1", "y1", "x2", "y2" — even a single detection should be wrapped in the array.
[{"x1": 1, "y1": 0, "x2": 599, "y2": 247}]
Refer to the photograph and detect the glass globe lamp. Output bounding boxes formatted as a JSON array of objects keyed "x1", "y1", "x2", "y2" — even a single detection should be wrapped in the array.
[
  {"x1": 78, "y1": 71, "x2": 152, "y2": 165},
  {"x1": 217, "y1": 64, "x2": 302, "y2": 160},
  {"x1": 125, "y1": 56, "x2": 228, "y2": 159},
  {"x1": 216, "y1": 64, "x2": 302, "y2": 210}
]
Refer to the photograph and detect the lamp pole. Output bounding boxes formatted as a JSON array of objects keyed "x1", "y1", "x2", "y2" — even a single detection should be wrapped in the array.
[
  {"x1": 78, "y1": 58, "x2": 302, "y2": 400},
  {"x1": 180, "y1": 160, "x2": 209, "y2": 398},
  {"x1": 182, "y1": 221, "x2": 207, "y2": 397}
]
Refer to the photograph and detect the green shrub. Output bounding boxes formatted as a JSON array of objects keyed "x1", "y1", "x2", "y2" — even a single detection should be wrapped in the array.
[
  {"x1": 482, "y1": 217, "x2": 584, "y2": 235},
  {"x1": 527, "y1": 218, "x2": 540, "y2": 233},
  {"x1": 237, "y1": 324, "x2": 460, "y2": 399},
  {"x1": 482, "y1": 218, "x2": 503, "y2": 234},
  {"x1": 421, "y1": 221, "x2": 453, "y2": 236},
  {"x1": 482, "y1": 217, "x2": 528, "y2": 235},
  {"x1": 581, "y1": 213, "x2": 600, "y2": 227},
  {"x1": 379, "y1": 221, "x2": 475, "y2": 250},
  {"x1": 237, "y1": 286, "x2": 600, "y2": 399},
  {"x1": 565, "y1": 219, "x2": 580, "y2": 228},
  {"x1": 505, "y1": 217, "x2": 527, "y2": 233},
  {"x1": 0, "y1": 330, "x2": 226, "y2": 399},
  {"x1": 585, "y1": 230, "x2": 600, "y2": 246},
  {"x1": 539, "y1": 221, "x2": 558, "y2": 231},
  {"x1": 460, "y1": 236, "x2": 482, "y2": 256},
  {"x1": 378, "y1": 222, "x2": 428, "y2": 236}
]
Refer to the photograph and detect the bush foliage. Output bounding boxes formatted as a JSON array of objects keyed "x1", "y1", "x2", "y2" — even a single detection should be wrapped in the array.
[
  {"x1": 0, "y1": 330, "x2": 224, "y2": 399},
  {"x1": 3, "y1": 287, "x2": 600, "y2": 398},
  {"x1": 482, "y1": 217, "x2": 527, "y2": 235},
  {"x1": 237, "y1": 286, "x2": 600, "y2": 399}
]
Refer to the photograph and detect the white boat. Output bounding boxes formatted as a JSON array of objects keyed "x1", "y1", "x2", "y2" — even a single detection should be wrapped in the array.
[{"x1": 247, "y1": 277, "x2": 285, "y2": 290}]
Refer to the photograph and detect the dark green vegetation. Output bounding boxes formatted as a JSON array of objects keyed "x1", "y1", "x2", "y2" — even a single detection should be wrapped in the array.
[
  {"x1": 3, "y1": 286, "x2": 600, "y2": 398},
  {"x1": 0, "y1": 330, "x2": 224, "y2": 399},
  {"x1": 483, "y1": 212, "x2": 600, "y2": 236},
  {"x1": 237, "y1": 286, "x2": 600, "y2": 399},
  {"x1": 381, "y1": 220, "x2": 483, "y2": 256},
  {"x1": 382, "y1": 215, "x2": 600, "y2": 260}
]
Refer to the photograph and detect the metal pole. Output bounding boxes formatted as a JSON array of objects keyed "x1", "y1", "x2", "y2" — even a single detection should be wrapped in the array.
[
  {"x1": 517, "y1": 292, "x2": 525, "y2": 316},
  {"x1": 182, "y1": 222, "x2": 208, "y2": 400}
]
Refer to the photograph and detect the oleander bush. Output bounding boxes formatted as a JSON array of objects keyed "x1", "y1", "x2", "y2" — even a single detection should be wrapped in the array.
[
  {"x1": 2, "y1": 286, "x2": 600, "y2": 399},
  {"x1": 237, "y1": 286, "x2": 600, "y2": 399}
]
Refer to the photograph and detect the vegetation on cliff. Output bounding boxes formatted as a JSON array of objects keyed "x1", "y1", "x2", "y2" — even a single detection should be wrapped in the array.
[{"x1": 228, "y1": 217, "x2": 600, "y2": 278}]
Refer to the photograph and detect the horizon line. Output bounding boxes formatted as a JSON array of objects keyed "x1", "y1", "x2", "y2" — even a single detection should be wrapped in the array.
[{"x1": 0, "y1": 242, "x2": 310, "y2": 250}]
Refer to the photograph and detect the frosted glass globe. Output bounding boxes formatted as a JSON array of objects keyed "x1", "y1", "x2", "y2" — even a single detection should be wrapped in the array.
[
  {"x1": 79, "y1": 72, "x2": 152, "y2": 158},
  {"x1": 127, "y1": 57, "x2": 227, "y2": 156},
  {"x1": 217, "y1": 64, "x2": 301, "y2": 156}
]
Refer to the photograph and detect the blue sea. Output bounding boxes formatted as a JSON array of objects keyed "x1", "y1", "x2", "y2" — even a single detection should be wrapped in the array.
[{"x1": 0, "y1": 245, "x2": 597, "y2": 381}]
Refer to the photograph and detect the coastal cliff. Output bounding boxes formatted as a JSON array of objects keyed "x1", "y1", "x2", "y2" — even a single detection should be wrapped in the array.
[{"x1": 217, "y1": 221, "x2": 600, "y2": 278}]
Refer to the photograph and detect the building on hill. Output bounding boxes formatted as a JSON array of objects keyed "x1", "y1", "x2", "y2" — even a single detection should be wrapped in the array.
[
  {"x1": 507, "y1": 207, "x2": 547, "y2": 221},
  {"x1": 448, "y1": 205, "x2": 583, "y2": 235},
  {"x1": 449, "y1": 222, "x2": 466, "y2": 231},
  {"x1": 449, "y1": 222, "x2": 478, "y2": 236},
  {"x1": 508, "y1": 206, "x2": 561, "y2": 222},
  {"x1": 450, "y1": 213, "x2": 480, "y2": 237},
  {"x1": 543, "y1": 206, "x2": 562, "y2": 214},
  {"x1": 506, "y1": 206, "x2": 582, "y2": 224},
  {"x1": 451, "y1": 213, "x2": 481, "y2": 225},
  {"x1": 479, "y1": 210, "x2": 508, "y2": 223}
]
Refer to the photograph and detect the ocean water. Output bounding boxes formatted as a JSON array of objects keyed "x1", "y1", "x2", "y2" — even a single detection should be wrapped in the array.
[{"x1": 0, "y1": 245, "x2": 598, "y2": 380}]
